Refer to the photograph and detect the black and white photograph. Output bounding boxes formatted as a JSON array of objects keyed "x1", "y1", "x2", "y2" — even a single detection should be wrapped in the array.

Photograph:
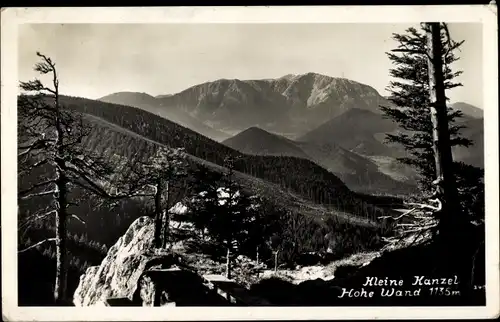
[{"x1": 1, "y1": 6, "x2": 498, "y2": 321}]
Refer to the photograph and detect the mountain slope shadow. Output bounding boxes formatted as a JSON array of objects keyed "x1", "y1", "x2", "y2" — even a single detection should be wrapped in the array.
[{"x1": 249, "y1": 227, "x2": 485, "y2": 306}]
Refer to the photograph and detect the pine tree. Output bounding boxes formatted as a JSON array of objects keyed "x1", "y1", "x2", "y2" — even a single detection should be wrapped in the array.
[
  {"x1": 133, "y1": 147, "x2": 188, "y2": 249},
  {"x1": 381, "y1": 24, "x2": 484, "y2": 218},
  {"x1": 214, "y1": 156, "x2": 255, "y2": 279},
  {"x1": 182, "y1": 165, "x2": 224, "y2": 241},
  {"x1": 184, "y1": 158, "x2": 258, "y2": 279},
  {"x1": 17, "y1": 52, "x2": 118, "y2": 304}
]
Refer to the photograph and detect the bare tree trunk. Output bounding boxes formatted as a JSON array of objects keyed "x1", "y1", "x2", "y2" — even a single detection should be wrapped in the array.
[
  {"x1": 256, "y1": 246, "x2": 259, "y2": 265},
  {"x1": 161, "y1": 180, "x2": 170, "y2": 249},
  {"x1": 225, "y1": 246, "x2": 232, "y2": 280},
  {"x1": 154, "y1": 180, "x2": 165, "y2": 248},
  {"x1": 425, "y1": 22, "x2": 462, "y2": 240},
  {"x1": 426, "y1": 22, "x2": 471, "y2": 295},
  {"x1": 274, "y1": 250, "x2": 279, "y2": 272},
  {"x1": 54, "y1": 171, "x2": 68, "y2": 305},
  {"x1": 53, "y1": 75, "x2": 68, "y2": 305}
]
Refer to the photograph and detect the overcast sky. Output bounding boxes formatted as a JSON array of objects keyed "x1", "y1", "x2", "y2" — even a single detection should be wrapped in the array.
[{"x1": 18, "y1": 23, "x2": 483, "y2": 108}]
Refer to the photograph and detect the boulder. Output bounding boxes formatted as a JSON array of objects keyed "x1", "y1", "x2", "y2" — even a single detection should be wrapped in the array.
[{"x1": 73, "y1": 216, "x2": 178, "y2": 306}]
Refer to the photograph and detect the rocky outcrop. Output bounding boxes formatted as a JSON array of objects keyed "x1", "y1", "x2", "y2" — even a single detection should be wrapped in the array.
[{"x1": 73, "y1": 216, "x2": 179, "y2": 306}]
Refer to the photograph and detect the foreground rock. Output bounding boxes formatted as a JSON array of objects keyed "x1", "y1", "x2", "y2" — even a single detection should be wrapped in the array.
[{"x1": 73, "y1": 216, "x2": 180, "y2": 306}]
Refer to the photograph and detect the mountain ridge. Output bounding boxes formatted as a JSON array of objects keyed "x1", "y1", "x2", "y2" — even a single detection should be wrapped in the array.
[
  {"x1": 451, "y1": 101, "x2": 483, "y2": 119},
  {"x1": 99, "y1": 92, "x2": 231, "y2": 141},
  {"x1": 99, "y1": 73, "x2": 484, "y2": 174},
  {"x1": 100, "y1": 72, "x2": 391, "y2": 139}
]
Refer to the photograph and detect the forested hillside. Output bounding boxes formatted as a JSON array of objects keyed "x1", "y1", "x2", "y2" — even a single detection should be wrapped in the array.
[
  {"x1": 99, "y1": 91, "x2": 231, "y2": 141},
  {"x1": 60, "y1": 95, "x2": 388, "y2": 221},
  {"x1": 223, "y1": 126, "x2": 418, "y2": 195},
  {"x1": 18, "y1": 95, "x2": 394, "y2": 306}
]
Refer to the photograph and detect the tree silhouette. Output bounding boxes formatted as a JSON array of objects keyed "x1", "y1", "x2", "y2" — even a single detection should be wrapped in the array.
[
  {"x1": 380, "y1": 24, "x2": 484, "y2": 219},
  {"x1": 17, "y1": 52, "x2": 140, "y2": 304},
  {"x1": 18, "y1": 53, "x2": 108, "y2": 304},
  {"x1": 128, "y1": 146, "x2": 189, "y2": 249}
]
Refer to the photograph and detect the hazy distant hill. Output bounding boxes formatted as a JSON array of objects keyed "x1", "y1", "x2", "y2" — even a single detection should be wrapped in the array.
[
  {"x1": 298, "y1": 105, "x2": 484, "y2": 183},
  {"x1": 453, "y1": 116, "x2": 484, "y2": 168},
  {"x1": 100, "y1": 91, "x2": 159, "y2": 108},
  {"x1": 99, "y1": 92, "x2": 230, "y2": 141},
  {"x1": 224, "y1": 126, "x2": 418, "y2": 194},
  {"x1": 299, "y1": 108, "x2": 401, "y2": 157},
  {"x1": 451, "y1": 102, "x2": 484, "y2": 119},
  {"x1": 223, "y1": 127, "x2": 310, "y2": 159}
]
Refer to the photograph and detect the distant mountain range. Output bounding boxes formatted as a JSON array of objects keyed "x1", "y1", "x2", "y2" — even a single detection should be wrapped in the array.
[
  {"x1": 99, "y1": 92, "x2": 231, "y2": 141},
  {"x1": 100, "y1": 72, "x2": 389, "y2": 139},
  {"x1": 154, "y1": 72, "x2": 389, "y2": 136},
  {"x1": 99, "y1": 72, "x2": 484, "y2": 193}
]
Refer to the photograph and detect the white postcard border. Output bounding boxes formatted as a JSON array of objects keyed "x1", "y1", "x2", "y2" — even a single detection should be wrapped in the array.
[{"x1": 1, "y1": 5, "x2": 498, "y2": 320}]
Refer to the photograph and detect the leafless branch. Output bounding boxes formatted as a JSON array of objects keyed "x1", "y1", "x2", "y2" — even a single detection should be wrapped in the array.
[
  {"x1": 20, "y1": 188, "x2": 58, "y2": 200},
  {"x1": 18, "y1": 138, "x2": 56, "y2": 157},
  {"x1": 69, "y1": 169, "x2": 152, "y2": 200},
  {"x1": 19, "y1": 209, "x2": 57, "y2": 231},
  {"x1": 18, "y1": 159, "x2": 52, "y2": 176},
  {"x1": 69, "y1": 214, "x2": 86, "y2": 225},
  {"x1": 18, "y1": 238, "x2": 56, "y2": 253},
  {"x1": 378, "y1": 207, "x2": 417, "y2": 221},
  {"x1": 18, "y1": 179, "x2": 56, "y2": 196},
  {"x1": 404, "y1": 199, "x2": 442, "y2": 212}
]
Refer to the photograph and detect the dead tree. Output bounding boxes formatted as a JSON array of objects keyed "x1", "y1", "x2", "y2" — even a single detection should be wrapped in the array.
[
  {"x1": 223, "y1": 157, "x2": 237, "y2": 280},
  {"x1": 267, "y1": 234, "x2": 282, "y2": 273},
  {"x1": 18, "y1": 52, "x2": 144, "y2": 304}
]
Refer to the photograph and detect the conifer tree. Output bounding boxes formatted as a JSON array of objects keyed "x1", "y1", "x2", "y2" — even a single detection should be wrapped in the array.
[
  {"x1": 381, "y1": 24, "x2": 484, "y2": 219},
  {"x1": 130, "y1": 146, "x2": 188, "y2": 249},
  {"x1": 382, "y1": 24, "x2": 467, "y2": 187},
  {"x1": 183, "y1": 158, "x2": 258, "y2": 279},
  {"x1": 17, "y1": 52, "x2": 123, "y2": 304},
  {"x1": 182, "y1": 165, "x2": 223, "y2": 241}
]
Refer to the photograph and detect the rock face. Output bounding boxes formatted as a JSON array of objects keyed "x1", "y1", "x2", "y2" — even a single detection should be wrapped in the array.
[{"x1": 73, "y1": 216, "x2": 178, "y2": 306}]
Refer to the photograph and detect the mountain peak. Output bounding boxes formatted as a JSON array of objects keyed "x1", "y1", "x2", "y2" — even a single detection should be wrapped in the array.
[
  {"x1": 242, "y1": 126, "x2": 269, "y2": 134},
  {"x1": 223, "y1": 126, "x2": 309, "y2": 159},
  {"x1": 279, "y1": 74, "x2": 297, "y2": 80}
]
